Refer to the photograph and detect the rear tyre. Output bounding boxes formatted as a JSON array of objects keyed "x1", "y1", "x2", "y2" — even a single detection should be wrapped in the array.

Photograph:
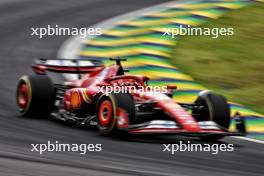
[
  {"x1": 16, "y1": 75, "x2": 55, "y2": 117},
  {"x1": 96, "y1": 93, "x2": 135, "y2": 135},
  {"x1": 193, "y1": 90, "x2": 231, "y2": 141}
]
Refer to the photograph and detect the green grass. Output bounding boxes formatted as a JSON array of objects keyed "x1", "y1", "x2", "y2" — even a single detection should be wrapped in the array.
[{"x1": 171, "y1": 3, "x2": 264, "y2": 114}]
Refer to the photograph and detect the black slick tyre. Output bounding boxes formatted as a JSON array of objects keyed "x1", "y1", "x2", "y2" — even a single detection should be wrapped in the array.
[
  {"x1": 16, "y1": 75, "x2": 55, "y2": 117},
  {"x1": 193, "y1": 91, "x2": 231, "y2": 141}
]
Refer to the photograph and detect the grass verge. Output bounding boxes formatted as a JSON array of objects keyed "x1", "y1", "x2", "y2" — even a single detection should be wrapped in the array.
[{"x1": 171, "y1": 3, "x2": 264, "y2": 114}]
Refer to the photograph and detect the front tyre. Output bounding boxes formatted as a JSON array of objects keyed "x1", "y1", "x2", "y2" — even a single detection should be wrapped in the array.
[
  {"x1": 96, "y1": 93, "x2": 135, "y2": 135},
  {"x1": 193, "y1": 90, "x2": 231, "y2": 141},
  {"x1": 16, "y1": 75, "x2": 55, "y2": 117}
]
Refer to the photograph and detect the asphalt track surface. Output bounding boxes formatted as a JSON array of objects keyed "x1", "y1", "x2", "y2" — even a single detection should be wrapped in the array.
[{"x1": 0, "y1": 0, "x2": 263, "y2": 176}]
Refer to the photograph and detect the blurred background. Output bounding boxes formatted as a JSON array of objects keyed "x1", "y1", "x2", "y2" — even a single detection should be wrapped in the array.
[
  {"x1": 79, "y1": 0, "x2": 264, "y2": 140},
  {"x1": 0, "y1": 0, "x2": 263, "y2": 176}
]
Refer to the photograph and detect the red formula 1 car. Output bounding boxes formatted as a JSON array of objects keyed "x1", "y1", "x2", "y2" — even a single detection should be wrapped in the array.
[{"x1": 16, "y1": 58, "x2": 246, "y2": 140}]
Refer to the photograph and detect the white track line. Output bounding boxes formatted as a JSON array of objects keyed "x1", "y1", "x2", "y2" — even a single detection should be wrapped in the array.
[{"x1": 232, "y1": 136, "x2": 264, "y2": 144}]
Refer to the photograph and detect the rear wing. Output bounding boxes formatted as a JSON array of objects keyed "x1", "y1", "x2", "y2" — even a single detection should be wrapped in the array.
[{"x1": 32, "y1": 58, "x2": 104, "y2": 75}]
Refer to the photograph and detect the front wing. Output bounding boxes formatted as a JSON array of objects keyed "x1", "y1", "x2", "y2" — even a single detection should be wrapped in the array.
[{"x1": 126, "y1": 120, "x2": 246, "y2": 137}]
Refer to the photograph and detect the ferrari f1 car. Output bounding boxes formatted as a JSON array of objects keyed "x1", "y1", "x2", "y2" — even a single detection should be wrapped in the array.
[{"x1": 16, "y1": 58, "x2": 246, "y2": 140}]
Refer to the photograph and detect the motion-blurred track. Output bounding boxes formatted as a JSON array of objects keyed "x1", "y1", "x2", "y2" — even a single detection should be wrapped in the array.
[{"x1": 0, "y1": 0, "x2": 263, "y2": 175}]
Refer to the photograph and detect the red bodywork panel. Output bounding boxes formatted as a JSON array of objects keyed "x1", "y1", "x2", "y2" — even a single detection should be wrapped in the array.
[
  {"x1": 34, "y1": 61, "x2": 203, "y2": 133},
  {"x1": 133, "y1": 92, "x2": 200, "y2": 132}
]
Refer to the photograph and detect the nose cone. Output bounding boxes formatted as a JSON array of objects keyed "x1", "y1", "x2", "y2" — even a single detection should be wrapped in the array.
[
  {"x1": 181, "y1": 120, "x2": 200, "y2": 132},
  {"x1": 142, "y1": 92, "x2": 201, "y2": 132},
  {"x1": 157, "y1": 98, "x2": 200, "y2": 132}
]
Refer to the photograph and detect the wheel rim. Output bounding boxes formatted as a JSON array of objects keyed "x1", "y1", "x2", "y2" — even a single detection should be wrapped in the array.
[
  {"x1": 17, "y1": 82, "x2": 29, "y2": 109},
  {"x1": 98, "y1": 100, "x2": 113, "y2": 127}
]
